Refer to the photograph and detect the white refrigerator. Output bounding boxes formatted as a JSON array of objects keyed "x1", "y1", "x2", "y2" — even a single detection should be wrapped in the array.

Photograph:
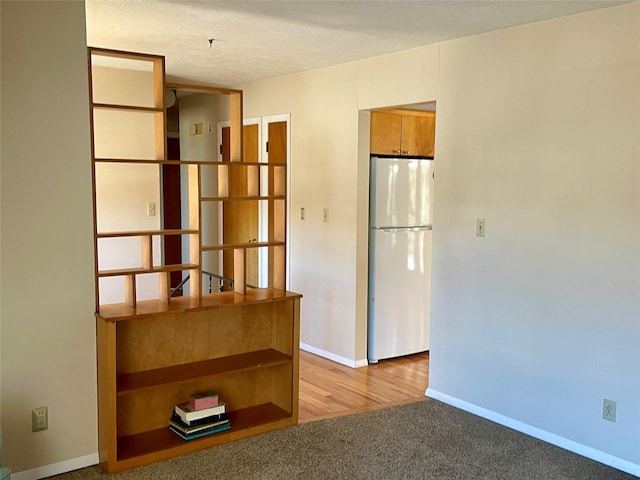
[{"x1": 368, "y1": 156, "x2": 433, "y2": 363}]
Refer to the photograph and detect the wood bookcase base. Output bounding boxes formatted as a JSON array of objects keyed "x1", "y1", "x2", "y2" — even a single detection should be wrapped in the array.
[{"x1": 97, "y1": 290, "x2": 300, "y2": 473}]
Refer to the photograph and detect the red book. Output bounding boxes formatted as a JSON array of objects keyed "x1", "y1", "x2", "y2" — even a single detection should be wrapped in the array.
[{"x1": 189, "y1": 390, "x2": 219, "y2": 410}]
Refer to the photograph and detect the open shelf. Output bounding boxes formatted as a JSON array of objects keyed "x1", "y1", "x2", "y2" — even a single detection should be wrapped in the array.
[
  {"x1": 117, "y1": 349, "x2": 291, "y2": 395},
  {"x1": 117, "y1": 403, "x2": 292, "y2": 463}
]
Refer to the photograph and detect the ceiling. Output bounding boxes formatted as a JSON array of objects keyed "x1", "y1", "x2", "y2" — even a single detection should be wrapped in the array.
[{"x1": 85, "y1": 0, "x2": 627, "y2": 87}]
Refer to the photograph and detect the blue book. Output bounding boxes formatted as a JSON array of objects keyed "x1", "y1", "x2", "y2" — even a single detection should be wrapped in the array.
[{"x1": 169, "y1": 422, "x2": 231, "y2": 441}]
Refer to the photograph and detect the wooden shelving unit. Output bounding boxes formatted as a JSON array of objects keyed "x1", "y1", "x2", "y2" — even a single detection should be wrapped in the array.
[{"x1": 89, "y1": 47, "x2": 298, "y2": 473}]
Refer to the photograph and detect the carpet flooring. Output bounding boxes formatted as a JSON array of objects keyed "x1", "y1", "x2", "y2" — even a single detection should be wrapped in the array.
[{"x1": 49, "y1": 399, "x2": 635, "y2": 479}]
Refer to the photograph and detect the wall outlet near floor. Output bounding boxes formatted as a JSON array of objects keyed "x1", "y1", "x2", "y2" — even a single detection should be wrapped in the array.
[
  {"x1": 32, "y1": 406, "x2": 48, "y2": 432},
  {"x1": 602, "y1": 398, "x2": 616, "y2": 422}
]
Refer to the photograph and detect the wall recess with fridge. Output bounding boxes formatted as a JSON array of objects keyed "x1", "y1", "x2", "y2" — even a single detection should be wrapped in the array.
[{"x1": 367, "y1": 106, "x2": 436, "y2": 363}]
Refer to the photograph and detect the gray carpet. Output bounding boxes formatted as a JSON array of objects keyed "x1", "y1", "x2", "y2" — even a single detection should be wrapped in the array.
[{"x1": 50, "y1": 399, "x2": 634, "y2": 479}]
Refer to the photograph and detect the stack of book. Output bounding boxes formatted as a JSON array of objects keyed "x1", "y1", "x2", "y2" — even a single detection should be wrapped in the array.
[{"x1": 169, "y1": 391, "x2": 231, "y2": 441}]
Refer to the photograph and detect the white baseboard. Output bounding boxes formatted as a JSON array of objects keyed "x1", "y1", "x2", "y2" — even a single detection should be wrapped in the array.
[
  {"x1": 12, "y1": 453, "x2": 98, "y2": 480},
  {"x1": 300, "y1": 343, "x2": 368, "y2": 368},
  {"x1": 425, "y1": 388, "x2": 640, "y2": 478}
]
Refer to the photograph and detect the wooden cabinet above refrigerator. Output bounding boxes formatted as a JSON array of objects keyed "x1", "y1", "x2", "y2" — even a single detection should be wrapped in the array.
[{"x1": 370, "y1": 109, "x2": 436, "y2": 158}]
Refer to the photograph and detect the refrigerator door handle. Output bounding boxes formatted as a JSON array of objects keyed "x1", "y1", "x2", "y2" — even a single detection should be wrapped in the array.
[{"x1": 376, "y1": 225, "x2": 433, "y2": 232}]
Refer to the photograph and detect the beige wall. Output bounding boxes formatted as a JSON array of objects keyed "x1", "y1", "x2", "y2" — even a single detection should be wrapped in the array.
[
  {"x1": 429, "y1": 3, "x2": 639, "y2": 468},
  {"x1": 241, "y1": 2, "x2": 639, "y2": 471},
  {"x1": 0, "y1": 0, "x2": 638, "y2": 476},
  {"x1": 240, "y1": 47, "x2": 439, "y2": 364},
  {"x1": 1, "y1": 0, "x2": 96, "y2": 473}
]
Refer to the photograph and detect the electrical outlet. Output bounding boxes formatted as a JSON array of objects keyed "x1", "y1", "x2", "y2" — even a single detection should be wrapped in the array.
[
  {"x1": 32, "y1": 406, "x2": 48, "y2": 432},
  {"x1": 300, "y1": 207, "x2": 306, "y2": 221},
  {"x1": 603, "y1": 398, "x2": 616, "y2": 422}
]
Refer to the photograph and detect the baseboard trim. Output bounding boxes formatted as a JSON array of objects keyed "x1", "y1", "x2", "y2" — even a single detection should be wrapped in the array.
[
  {"x1": 12, "y1": 453, "x2": 98, "y2": 480},
  {"x1": 300, "y1": 343, "x2": 368, "y2": 368},
  {"x1": 425, "y1": 388, "x2": 640, "y2": 478}
]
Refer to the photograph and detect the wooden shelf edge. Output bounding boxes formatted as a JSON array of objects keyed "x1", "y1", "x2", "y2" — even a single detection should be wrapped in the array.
[
  {"x1": 191, "y1": 160, "x2": 286, "y2": 167},
  {"x1": 201, "y1": 241, "x2": 285, "y2": 252},
  {"x1": 112, "y1": 403, "x2": 293, "y2": 472},
  {"x1": 117, "y1": 349, "x2": 291, "y2": 395},
  {"x1": 93, "y1": 102, "x2": 163, "y2": 113},
  {"x1": 97, "y1": 229, "x2": 198, "y2": 238},
  {"x1": 96, "y1": 288, "x2": 302, "y2": 321},
  {"x1": 98, "y1": 264, "x2": 199, "y2": 278},
  {"x1": 201, "y1": 195, "x2": 286, "y2": 202},
  {"x1": 166, "y1": 82, "x2": 242, "y2": 96},
  {"x1": 94, "y1": 158, "x2": 227, "y2": 166},
  {"x1": 89, "y1": 46, "x2": 162, "y2": 61},
  {"x1": 94, "y1": 159, "x2": 287, "y2": 166}
]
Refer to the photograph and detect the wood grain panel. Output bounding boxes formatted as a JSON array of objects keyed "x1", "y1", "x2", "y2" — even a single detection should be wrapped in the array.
[
  {"x1": 271, "y1": 299, "x2": 293, "y2": 355},
  {"x1": 370, "y1": 111, "x2": 401, "y2": 155},
  {"x1": 402, "y1": 114, "x2": 435, "y2": 157},
  {"x1": 114, "y1": 302, "x2": 290, "y2": 374},
  {"x1": 415, "y1": 114, "x2": 436, "y2": 157},
  {"x1": 97, "y1": 318, "x2": 118, "y2": 468},
  {"x1": 268, "y1": 122, "x2": 287, "y2": 164},
  {"x1": 269, "y1": 364, "x2": 294, "y2": 413}
]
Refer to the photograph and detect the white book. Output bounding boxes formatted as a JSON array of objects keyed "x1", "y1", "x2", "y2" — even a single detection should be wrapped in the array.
[{"x1": 174, "y1": 401, "x2": 226, "y2": 424}]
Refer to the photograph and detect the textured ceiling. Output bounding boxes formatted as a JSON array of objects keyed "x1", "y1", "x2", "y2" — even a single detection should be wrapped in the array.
[{"x1": 86, "y1": 0, "x2": 626, "y2": 87}]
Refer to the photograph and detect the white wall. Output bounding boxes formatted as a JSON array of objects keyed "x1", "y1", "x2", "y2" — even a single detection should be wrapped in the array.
[
  {"x1": 428, "y1": 3, "x2": 639, "y2": 471},
  {"x1": 241, "y1": 2, "x2": 639, "y2": 473},
  {"x1": 1, "y1": 0, "x2": 97, "y2": 474}
]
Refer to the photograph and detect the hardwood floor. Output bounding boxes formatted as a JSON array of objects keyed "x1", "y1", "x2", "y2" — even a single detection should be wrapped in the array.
[{"x1": 298, "y1": 350, "x2": 430, "y2": 423}]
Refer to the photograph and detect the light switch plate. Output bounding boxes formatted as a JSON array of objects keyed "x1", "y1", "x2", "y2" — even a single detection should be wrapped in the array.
[{"x1": 476, "y1": 218, "x2": 486, "y2": 237}]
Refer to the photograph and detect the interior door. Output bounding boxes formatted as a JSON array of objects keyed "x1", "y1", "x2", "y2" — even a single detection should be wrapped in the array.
[
  {"x1": 221, "y1": 124, "x2": 259, "y2": 288},
  {"x1": 266, "y1": 121, "x2": 287, "y2": 289}
]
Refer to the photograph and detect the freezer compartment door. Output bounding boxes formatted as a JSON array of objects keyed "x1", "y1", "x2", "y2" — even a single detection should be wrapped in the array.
[
  {"x1": 370, "y1": 157, "x2": 433, "y2": 228},
  {"x1": 368, "y1": 228, "x2": 431, "y2": 362}
]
